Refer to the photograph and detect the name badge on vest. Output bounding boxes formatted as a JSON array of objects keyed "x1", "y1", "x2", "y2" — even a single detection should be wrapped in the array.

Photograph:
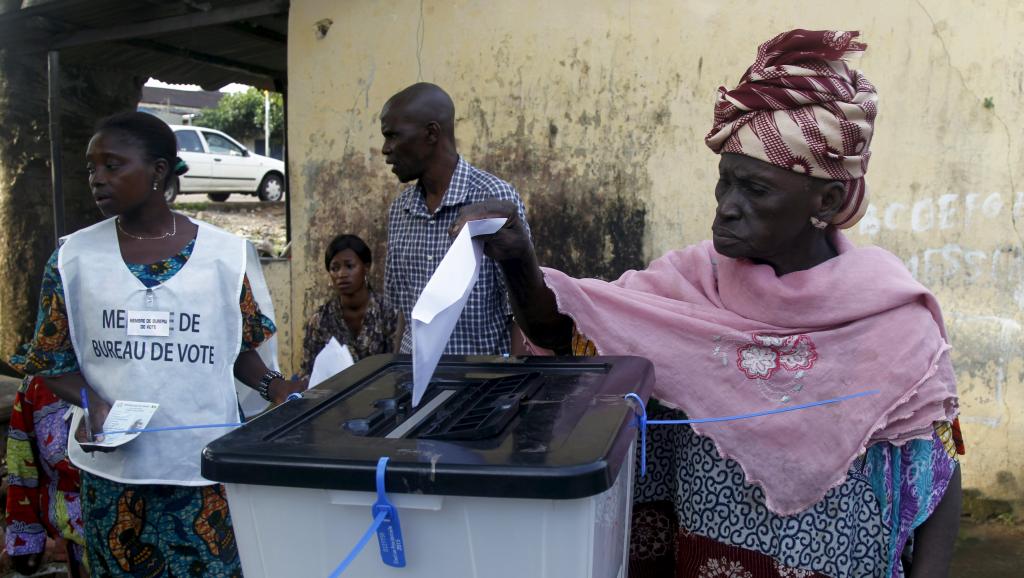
[{"x1": 126, "y1": 310, "x2": 171, "y2": 337}]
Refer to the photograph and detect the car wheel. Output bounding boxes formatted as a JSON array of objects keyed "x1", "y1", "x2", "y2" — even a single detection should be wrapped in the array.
[
  {"x1": 164, "y1": 176, "x2": 179, "y2": 203},
  {"x1": 207, "y1": 193, "x2": 231, "y2": 202},
  {"x1": 258, "y1": 173, "x2": 285, "y2": 202}
]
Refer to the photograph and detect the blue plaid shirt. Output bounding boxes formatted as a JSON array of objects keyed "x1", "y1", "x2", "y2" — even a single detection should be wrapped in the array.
[{"x1": 385, "y1": 157, "x2": 530, "y2": 355}]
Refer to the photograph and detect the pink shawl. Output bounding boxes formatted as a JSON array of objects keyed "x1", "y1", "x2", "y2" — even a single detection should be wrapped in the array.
[{"x1": 540, "y1": 232, "x2": 958, "y2": 515}]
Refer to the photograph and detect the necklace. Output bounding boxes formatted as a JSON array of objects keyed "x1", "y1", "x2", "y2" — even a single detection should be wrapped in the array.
[{"x1": 117, "y1": 214, "x2": 177, "y2": 240}]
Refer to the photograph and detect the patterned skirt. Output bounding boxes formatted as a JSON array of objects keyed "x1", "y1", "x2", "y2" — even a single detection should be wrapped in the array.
[
  {"x1": 627, "y1": 403, "x2": 957, "y2": 578},
  {"x1": 80, "y1": 472, "x2": 242, "y2": 578}
]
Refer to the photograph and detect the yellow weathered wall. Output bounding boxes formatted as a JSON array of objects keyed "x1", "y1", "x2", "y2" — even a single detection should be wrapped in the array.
[
  {"x1": 260, "y1": 257, "x2": 293, "y2": 375},
  {"x1": 285, "y1": 0, "x2": 1024, "y2": 503}
]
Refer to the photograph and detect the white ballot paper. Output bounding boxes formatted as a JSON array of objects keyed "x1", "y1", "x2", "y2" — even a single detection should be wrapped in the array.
[
  {"x1": 309, "y1": 337, "x2": 355, "y2": 388},
  {"x1": 411, "y1": 217, "x2": 507, "y2": 406},
  {"x1": 85, "y1": 400, "x2": 160, "y2": 449}
]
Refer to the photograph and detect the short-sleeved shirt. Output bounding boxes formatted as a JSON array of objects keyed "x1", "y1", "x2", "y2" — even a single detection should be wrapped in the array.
[{"x1": 385, "y1": 157, "x2": 530, "y2": 355}]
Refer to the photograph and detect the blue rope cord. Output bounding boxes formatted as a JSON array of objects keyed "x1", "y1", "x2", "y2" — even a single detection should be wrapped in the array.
[
  {"x1": 624, "y1": 389, "x2": 880, "y2": 476},
  {"x1": 328, "y1": 510, "x2": 389, "y2": 578},
  {"x1": 101, "y1": 422, "x2": 244, "y2": 435},
  {"x1": 98, "y1": 392, "x2": 303, "y2": 436}
]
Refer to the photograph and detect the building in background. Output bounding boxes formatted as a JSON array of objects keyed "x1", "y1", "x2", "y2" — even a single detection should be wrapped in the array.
[
  {"x1": 139, "y1": 86, "x2": 281, "y2": 159},
  {"x1": 138, "y1": 85, "x2": 223, "y2": 126}
]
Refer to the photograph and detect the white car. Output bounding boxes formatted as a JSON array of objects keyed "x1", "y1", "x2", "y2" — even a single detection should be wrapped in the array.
[{"x1": 169, "y1": 125, "x2": 286, "y2": 202}]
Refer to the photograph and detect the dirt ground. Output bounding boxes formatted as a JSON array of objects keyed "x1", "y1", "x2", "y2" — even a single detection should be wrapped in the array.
[
  {"x1": 952, "y1": 519, "x2": 1024, "y2": 577},
  {"x1": 172, "y1": 198, "x2": 287, "y2": 257},
  {"x1": 0, "y1": 513, "x2": 1018, "y2": 577}
]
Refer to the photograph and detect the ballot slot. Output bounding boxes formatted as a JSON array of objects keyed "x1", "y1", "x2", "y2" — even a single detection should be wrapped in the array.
[
  {"x1": 411, "y1": 372, "x2": 544, "y2": 440},
  {"x1": 341, "y1": 378, "x2": 465, "y2": 437},
  {"x1": 384, "y1": 389, "x2": 456, "y2": 439},
  {"x1": 342, "y1": 372, "x2": 544, "y2": 441},
  {"x1": 257, "y1": 358, "x2": 614, "y2": 445},
  {"x1": 341, "y1": 388, "x2": 414, "y2": 437}
]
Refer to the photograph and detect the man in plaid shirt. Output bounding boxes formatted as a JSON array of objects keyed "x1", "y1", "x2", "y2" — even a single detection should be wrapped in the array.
[{"x1": 381, "y1": 83, "x2": 530, "y2": 355}]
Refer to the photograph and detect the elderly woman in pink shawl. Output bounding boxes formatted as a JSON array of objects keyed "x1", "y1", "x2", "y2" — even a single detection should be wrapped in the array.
[{"x1": 455, "y1": 30, "x2": 962, "y2": 578}]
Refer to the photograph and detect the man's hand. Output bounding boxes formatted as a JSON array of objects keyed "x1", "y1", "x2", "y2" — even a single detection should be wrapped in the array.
[{"x1": 449, "y1": 199, "x2": 532, "y2": 262}]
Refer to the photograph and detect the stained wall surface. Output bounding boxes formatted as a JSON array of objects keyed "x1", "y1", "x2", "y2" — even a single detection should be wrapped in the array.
[{"x1": 284, "y1": 0, "x2": 1024, "y2": 503}]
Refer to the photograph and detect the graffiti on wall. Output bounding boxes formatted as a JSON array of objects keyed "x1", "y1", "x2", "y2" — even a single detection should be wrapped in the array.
[
  {"x1": 858, "y1": 192, "x2": 1024, "y2": 236},
  {"x1": 854, "y1": 191, "x2": 1024, "y2": 429}
]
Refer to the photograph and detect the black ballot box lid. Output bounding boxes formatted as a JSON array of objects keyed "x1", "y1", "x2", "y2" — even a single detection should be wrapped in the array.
[{"x1": 202, "y1": 354, "x2": 655, "y2": 500}]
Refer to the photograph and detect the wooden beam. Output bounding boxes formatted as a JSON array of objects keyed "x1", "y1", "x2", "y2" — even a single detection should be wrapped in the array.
[
  {"x1": 47, "y1": 50, "x2": 66, "y2": 244},
  {"x1": 0, "y1": 0, "x2": 94, "y2": 26},
  {"x1": 51, "y1": 0, "x2": 288, "y2": 49},
  {"x1": 229, "y1": 21, "x2": 287, "y2": 45},
  {"x1": 124, "y1": 38, "x2": 284, "y2": 80}
]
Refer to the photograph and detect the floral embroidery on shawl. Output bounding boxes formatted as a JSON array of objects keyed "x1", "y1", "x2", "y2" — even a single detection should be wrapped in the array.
[{"x1": 736, "y1": 333, "x2": 818, "y2": 380}]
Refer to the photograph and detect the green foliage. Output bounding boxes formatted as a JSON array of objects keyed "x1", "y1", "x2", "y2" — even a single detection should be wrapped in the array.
[
  {"x1": 171, "y1": 201, "x2": 210, "y2": 212},
  {"x1": 198, "y1": 88, "x2": 283, "y2": 141}
]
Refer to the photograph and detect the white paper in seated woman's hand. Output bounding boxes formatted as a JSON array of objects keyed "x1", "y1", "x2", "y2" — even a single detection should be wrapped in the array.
[
  {"x1": 411, "y1": 217, "x2": 508, "y2": 406},
  {"x1": 309, "y1": 337, "x2": 355, "y2": 388}
]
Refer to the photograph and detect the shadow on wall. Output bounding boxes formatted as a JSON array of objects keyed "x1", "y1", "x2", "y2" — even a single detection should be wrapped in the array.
[
  {"x1": 299, "y1": 138, "x2": 649, "y2": 326},
  {"x1": 301, "y1": 153, "x2": 396, "y2": 312},
  {"x1": 475, "y1": 137, "x2": 648, "y2": 281}
]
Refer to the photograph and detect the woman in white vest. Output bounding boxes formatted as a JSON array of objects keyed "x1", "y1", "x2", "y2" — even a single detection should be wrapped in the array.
[{"x1": 13, "y1": 111, "x2": 305, "y2": 576}]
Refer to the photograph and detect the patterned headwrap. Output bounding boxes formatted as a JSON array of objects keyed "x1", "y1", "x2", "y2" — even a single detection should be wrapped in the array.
[{"x1": 705, "y1": 30, "x2": 878, "y2": 229}]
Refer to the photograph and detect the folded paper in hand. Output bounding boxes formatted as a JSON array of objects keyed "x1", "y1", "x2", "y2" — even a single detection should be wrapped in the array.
[
  {"x1": 309, "y1": 337, "x2": 355, "y2": 388},
  {"x1": 411, "y1": 217, "x2": 507, "y2": 406}
]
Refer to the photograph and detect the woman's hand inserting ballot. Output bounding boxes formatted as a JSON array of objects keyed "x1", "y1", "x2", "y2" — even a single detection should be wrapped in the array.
[
  {"x1": 450, "y1": 199, "x2": 573, "y2": 354},
  {"x1": 449, "y1": 199, "x2": 532, "y2": 263}
]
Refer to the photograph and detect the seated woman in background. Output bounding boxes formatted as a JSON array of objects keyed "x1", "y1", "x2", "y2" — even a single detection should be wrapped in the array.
[{"x1": 300, "y1": 234, "x2": 397, "y2": 376}]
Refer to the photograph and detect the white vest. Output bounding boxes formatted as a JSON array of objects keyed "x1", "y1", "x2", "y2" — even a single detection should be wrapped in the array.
[{"x1": 61, "y1": 218, "x2": 245, "y2": 485}]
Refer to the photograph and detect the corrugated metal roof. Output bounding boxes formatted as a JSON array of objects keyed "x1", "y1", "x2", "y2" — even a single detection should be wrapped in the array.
[{"x1": 0, "y1": 0, "x2": 287, "y2": 91}]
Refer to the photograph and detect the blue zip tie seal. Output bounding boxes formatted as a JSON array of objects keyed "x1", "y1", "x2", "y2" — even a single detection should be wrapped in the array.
[
  {"x1": 373, "y1": 456, "x2": 406, "y2": 567},
  {"x1": 327, "y1": 457, "x2": 406, "y2": 576}
]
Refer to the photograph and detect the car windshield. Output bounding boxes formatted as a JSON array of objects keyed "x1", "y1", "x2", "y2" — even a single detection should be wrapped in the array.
[
  {"x1": 204, "y1": 132, "x2": 245, "y2": 156},
  {"x1": 175, "y1": 130, "x2": 203, "y2": 153}
]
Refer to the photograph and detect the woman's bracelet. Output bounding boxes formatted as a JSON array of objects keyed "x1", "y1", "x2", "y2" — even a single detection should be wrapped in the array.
[{"x1": 256, "y1": 369, "x2": 284, "y2": 401}]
